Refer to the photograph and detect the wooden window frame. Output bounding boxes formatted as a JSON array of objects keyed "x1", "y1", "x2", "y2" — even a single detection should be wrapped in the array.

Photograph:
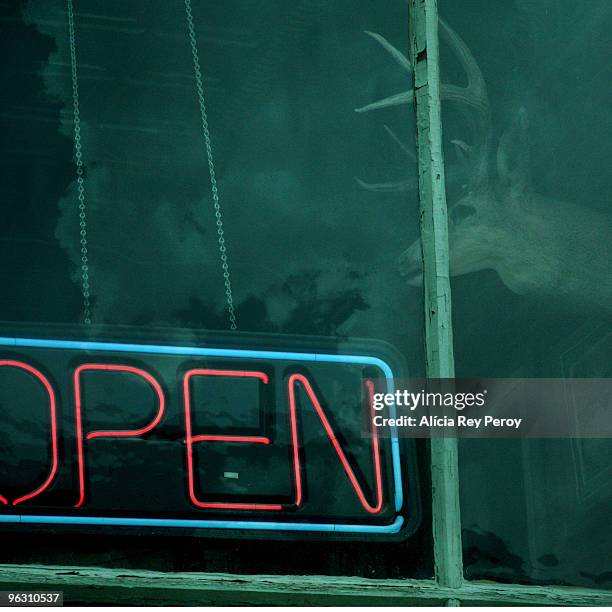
[{"x1": 1, "y1": 0, "x2": 611, "y2": 605}]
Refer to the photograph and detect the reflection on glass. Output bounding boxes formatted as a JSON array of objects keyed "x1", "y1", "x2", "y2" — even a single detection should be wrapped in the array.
[
  {"x1": 0, "y1": 0, "x2": 429, "y2": 578},
  {"x1": 437, "y1": 0, "x2": 612, "y2": 589}
]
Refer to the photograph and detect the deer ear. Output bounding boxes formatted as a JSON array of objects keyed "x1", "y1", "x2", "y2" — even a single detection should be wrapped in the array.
[{"x1": 496, "y1": 107, "x2": 530, "y2": 194}]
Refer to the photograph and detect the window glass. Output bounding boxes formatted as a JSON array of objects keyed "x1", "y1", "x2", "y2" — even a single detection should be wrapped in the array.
[
  {"x1": 1, "y1": 0, "x2": 429, "y2": 577},
  {"x1": 437, "y1": 0, "x2": 612, "y2": 589}
]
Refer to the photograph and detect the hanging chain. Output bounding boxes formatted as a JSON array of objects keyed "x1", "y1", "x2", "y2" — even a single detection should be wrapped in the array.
[
  {"x1": 184, "y1": 0, "x2": 237, "y2": 331},
  {"x1": 67, "y1": 0, "x2": 91, "y2": 325}
]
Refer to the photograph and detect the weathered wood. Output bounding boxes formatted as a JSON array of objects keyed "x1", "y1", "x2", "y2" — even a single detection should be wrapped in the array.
[
  {"x1": 410, "y1": 0, "x2": 456, "y2": 381},
  {"x1": 408, "y1": 0, "x2": 463, "y2": 593},
  {"x1": 1, "y1": 565, "x2": 611, "y2": 606}
]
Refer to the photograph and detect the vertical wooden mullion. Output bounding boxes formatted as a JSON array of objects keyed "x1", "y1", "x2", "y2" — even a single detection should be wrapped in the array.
[{"x1": 408, "y1": 0, "x2": 464, "y2": 599}]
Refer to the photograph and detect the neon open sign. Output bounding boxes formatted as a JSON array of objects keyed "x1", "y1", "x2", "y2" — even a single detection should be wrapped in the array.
[{"x1": 0, "y1": 335, "x2": 416, "y2": 538}]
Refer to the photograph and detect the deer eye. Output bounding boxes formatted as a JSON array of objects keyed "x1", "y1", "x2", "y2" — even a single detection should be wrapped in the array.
[{"x1": 450, "y1": 204, "x2": 476, "y2": 224}]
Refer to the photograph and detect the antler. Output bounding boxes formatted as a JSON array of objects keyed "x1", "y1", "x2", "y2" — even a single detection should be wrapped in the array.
[
  {"x1": 354, "y1": 31, "x2": 413, "y2": 114},
  {"x1": 355, "y1": 20, "x2": 489, "y2": 119},
  {"x1": 355, "y1": 18, "x2": 492, "y2": 191}
]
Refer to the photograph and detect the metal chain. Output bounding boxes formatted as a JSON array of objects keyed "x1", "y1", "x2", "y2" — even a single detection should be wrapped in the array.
[
  {"x1": 184, "y1": 0, "x2": 237, "y2": 331},
  {"x1": 67, "y1": 0, "x2": 91, "y2": 325}
]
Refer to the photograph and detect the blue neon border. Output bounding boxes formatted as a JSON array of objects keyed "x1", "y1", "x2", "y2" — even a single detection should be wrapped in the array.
[{"x1": 0, "y1": 336, "x2": 404, "y2": 534}]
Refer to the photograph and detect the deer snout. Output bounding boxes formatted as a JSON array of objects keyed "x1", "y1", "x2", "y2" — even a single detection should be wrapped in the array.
[{"x1": 398, "y1": 242, "x2": 423, "y2": 286}]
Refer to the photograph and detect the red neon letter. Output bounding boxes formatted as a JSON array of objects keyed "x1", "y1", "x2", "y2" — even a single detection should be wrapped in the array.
[
  {"x1": 0, "y1": 360, "x2": 58, "y2": 506},
  {"x1": 288, "y1": 374, "x2": 383, "y2": 513},
  {"x1": 183, "y1": 369, "x2": 281, "y2": 511},
  {"x1": 74, "y1": 364, "x2": 165, "y2": 508}
]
